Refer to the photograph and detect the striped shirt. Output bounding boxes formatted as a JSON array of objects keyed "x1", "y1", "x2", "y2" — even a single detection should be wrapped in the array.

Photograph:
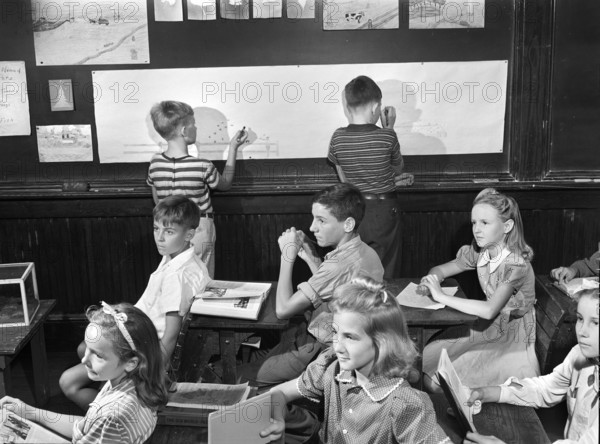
[
  {"x1": 73, "y1": 378, "x2": 157, "y2": 444},
  {"x1": 327, "y1": 124, "x2": 402, "y2": 194},
  {"x1": 147, "y1": 153, "x2": 220, "y2": 213}
]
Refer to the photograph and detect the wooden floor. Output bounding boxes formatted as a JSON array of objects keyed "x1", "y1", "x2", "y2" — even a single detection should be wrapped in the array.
[{"x1": 9, "y1": 345, "x2": 566, "y2": 443}]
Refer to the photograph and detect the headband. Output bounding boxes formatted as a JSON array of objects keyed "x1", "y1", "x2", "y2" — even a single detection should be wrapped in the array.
[{"x1": 100, "y1": 301, "x2": 137, "y2": 351}]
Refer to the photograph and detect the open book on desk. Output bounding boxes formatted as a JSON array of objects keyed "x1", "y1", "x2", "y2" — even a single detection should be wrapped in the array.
[
  {"x1": 0, "y1": 410, "x2": 69, "y2": 443},
  {"x1": 436, "y1": 348, "x2": 477, "y2": 436},
  {"x1": 552, "y1": 277, "x2": 598, "y2": 299},
  {"x1": 191, "y1": 281, "x2": 272, "y2": 320}
]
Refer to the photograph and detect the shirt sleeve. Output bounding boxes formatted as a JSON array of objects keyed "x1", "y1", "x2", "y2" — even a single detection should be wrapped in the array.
[
  {"x1": 452, "y1": 244, "x2": 479, "y2": 270},
  {"x1": 160, "y1": 272, "x2": 186, "y2": 315},
  {"x1": 571, "y1": 251, "x2": 600, "y2": 278},
  {"x1": 203, "y1": 161, "x2": 221, "y2": 190},
  {"x1": 327, "y1": 130, "x2": 340, "y2": 165},
  {"x1": 296, "y1": 348, "x2": 337, "y2": 403},
  {"x1": 390, "y1": 132, "x2": 402, "y2": 167},
  {"x1": 499, "y1": 346, "x2": 579, "y2": 408},
  {"x1": 297, "y1": 258, "x2": 355, "y2": 308},
  {"x1": 179, "y1": 263, "x2": 210, "y2": 315},
  {"x1": 392, "y1": 389, "x2": 451, "y2": 444},
  {"x1": 498, "y1": 255, "x2": 530, "y2": 292},
  {"x1": 74, "y1": 415, "x2": 126, "y2": 444},
  {"x1": 146, "y1": 156, "x2": 156, "y2": 186}
]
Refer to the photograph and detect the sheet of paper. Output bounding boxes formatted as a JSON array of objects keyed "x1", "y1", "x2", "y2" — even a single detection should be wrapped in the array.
[
  {"x1": 154, "y1": 0, "x2": 183, "y2": 21},
  {"x1": 188, "y1": 0, "x2": 217, "y2": 20},
  {"x1": 254, "y1": 0, "x2": 282, "y2": 18},
  {"x1": 0, "y1": 61, "x2": 30, "y2": 136},
  {"x1": 396, "y1": 282, "x2": 458, "y2": 310}
]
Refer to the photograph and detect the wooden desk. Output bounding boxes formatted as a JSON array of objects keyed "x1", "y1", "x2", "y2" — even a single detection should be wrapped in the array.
[
  {"x1": 180, "y1": 286, "x2": 288, "y2": 384},
  {"x1": 432, "y1": 393, "x2": 550, "y2": 444},
  {"x1": 387, "y1": 278, "x2": 477, "y2": 388},
  {"x1": 0, "y1": 299, "x2": 56, "y2": 406}
]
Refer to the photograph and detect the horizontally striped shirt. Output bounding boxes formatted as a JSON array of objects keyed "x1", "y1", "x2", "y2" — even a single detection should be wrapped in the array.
[
  {"x1": 73, "y1": 378, "x2": 157, "y2": 444},
  {"x1": 147, "y1": 153, "x2": 220, "y2": 213},
  {"x1": 328, "y1": 124, "x2": 402, "y2": 194}
]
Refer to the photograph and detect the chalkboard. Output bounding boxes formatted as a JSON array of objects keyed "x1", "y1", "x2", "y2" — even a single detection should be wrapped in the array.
[
  {"x1": 548, "y1": 0, "x2": 600, "y2": 177},
  {"x1": 0, "y1": 0, "x2": 518, "y2": 193}
]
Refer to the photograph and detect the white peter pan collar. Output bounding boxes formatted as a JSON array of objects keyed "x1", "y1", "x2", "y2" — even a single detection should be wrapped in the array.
[{"x1": 477, "y1": 247, "x2": 512, "y2": 274}]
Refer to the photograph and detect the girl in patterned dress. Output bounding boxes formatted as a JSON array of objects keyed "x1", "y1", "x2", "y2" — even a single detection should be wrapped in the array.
[
  {"x1": 420, "y1": 188, "x2": 540, "y2": 392},
  {"x1": 464, "y1": 288, "x2": 599, "y2": 444},
  {"x1": 260, "y1": 277, "x2": 450, "y2": 444},
  {"x1": 0, "y1": 302, "x2": 168, "y2": 444}
]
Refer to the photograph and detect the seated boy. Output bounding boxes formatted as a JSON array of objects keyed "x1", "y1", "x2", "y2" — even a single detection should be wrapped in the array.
[
  {"x1": 237, "y1": 183, "x2": 384, "y2": 388},
  {"x1": 59, "y1": 195, "x2": 210, "y2": 411}
]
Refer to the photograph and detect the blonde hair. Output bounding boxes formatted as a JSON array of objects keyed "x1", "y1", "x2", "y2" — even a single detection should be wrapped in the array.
[
  {"x1": 473, "y1": 188, "x2": 534, "y2": 261},
  {"x1": 330, "y1": 277, "x2": 418, "y2": 379}
]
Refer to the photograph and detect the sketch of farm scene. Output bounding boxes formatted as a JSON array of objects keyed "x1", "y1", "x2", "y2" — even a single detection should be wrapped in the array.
[
  {"x1": 31, "y1": 0, "x2": 149, "y2": 65},
  {"x1": 36, "y1": 125, "x2": 93, "y2": 162},
  {"x1": 323, "y1": 0, "x2": 399, "y2": 30},
  {"x1": 408, "y1": 0, "x2": 485, "y2": 29}
]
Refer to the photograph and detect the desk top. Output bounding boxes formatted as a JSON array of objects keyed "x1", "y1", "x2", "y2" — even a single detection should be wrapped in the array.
[
  {"x1": 189, "y1": 283, "x2": 288, "y2": 330},
  {"x1": 0, "y1": 299, "x2": 56, "y2": 355},
  {"x1": 388, "y1": 278, "x2": 478, "y2": 327}
]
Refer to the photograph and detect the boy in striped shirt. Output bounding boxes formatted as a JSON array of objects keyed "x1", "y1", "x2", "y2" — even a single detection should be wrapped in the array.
[
  {"x1": 328, "y1": 75, "x2": 413, "y2": 279},
  {"x1": 147, "y1": 101, "x2": 247, "y2": 277}
]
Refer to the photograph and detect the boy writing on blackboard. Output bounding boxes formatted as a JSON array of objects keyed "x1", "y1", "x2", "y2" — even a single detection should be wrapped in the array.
[
  {"x1": 328, "y1": 75, "x2": 413, "y2": 279},
  {"x1": 147, "y1": 101, "x2": 248, "y2": 277}
]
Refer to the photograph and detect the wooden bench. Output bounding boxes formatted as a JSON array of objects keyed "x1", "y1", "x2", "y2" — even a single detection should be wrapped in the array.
[{"x1": 534, "y1": 275, "x2": 578, "y2": 375}]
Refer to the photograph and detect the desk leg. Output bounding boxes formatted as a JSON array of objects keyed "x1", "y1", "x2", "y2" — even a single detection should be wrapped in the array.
[
  {"x1": 0, "y1": 355, "x2": 12, "y2": 398},
  {"x1": 219, "y1": 330, "x2": 237, "y2": 384},
  {"x1": 30, "y1": 329, "x2": 50, "y2": 406}
]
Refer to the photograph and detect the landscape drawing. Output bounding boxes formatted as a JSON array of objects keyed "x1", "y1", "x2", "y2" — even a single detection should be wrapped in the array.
[
  {"x1": 323, "y1": 0, "x2": 399, "y2": 30},
  {"x1": 31, "y1": 0, "x2": 149, "y2": 65},
  {"x1": 409, "y1": 0, "x2": 485, "y2": 29},
  {"x1": 36, "y1": 125, "x2": 93, "y2": 162}
]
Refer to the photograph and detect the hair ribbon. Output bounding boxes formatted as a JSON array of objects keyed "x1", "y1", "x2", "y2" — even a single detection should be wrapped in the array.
[{"x1": 100, "y1": 301, "x2": 137, "y2": 351}]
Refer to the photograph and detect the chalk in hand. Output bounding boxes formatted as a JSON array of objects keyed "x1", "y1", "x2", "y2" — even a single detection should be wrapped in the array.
[{"x1": 237, "y1": 126, "x2": 246, "y2": 142}]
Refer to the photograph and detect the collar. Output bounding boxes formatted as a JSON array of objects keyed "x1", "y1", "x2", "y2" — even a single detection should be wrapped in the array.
[
  {"x1": 324, "y1": 235, "x2": 362, "y2": 261},
  {"x1": 334, "y1": 369, "x2": 404, "y2": 402},
  {"x1": 346, "y1": 123, "x2": 380, "y2": 132},
  {"x1": 161, "y1": 153, "x2": 191, "y2": 161},
  {"x1": 477, "y1": 247, "x2": 512, "y2": 273},
  {"x1": 158, "y1": 247, "x2": 195, "y2": 271}
]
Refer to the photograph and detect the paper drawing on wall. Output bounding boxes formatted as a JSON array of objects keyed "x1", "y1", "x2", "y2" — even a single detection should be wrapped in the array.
[
  {"x1": 188, "y1": 0, "x2": 217, "y2": 20},
  {"x1": 409, "y1": 0, "x2": 485, "y2": 29},
  {"x1": 0, "y1": 61, "x2": 31, "y2": 136},
  {"x1": 93, "y1": 62, "x2": 508, "y2": 163},
  {"x1": 220, "y1": 0, "x2": 250, "y2": 19},
  {"x1": 36, "y1": 125, "x2": 93, "y2": 162},
  {"x1": 32, "y1": 0, "x2": 150, "y2": 65},
  {"x1": 287, "y1": 0, "x2": 315, "y2": 19},
  {"x1": 254, "y1": 0, "x2": 282, "y2": 18},
  {"x1": 154, "y1": 0, "x2": 183, "y2": 21},
  {"x1": 323, "y1": 0, "x2": 399, "y2": 30}
]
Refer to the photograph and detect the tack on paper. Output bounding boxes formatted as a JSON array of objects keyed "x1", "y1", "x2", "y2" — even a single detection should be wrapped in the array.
[
  {"x1": 188, "y1": 0, "x2": 217, "y2": 20},
  {"x1": 0, "y1": 61, "x2": 30, "y2": 136},
  {"x1": 154, "y1": 0, "x2": 183, "y2": 21},
  {"x1": 396, "y1": 282, "x2": 458, "y2": 310}
]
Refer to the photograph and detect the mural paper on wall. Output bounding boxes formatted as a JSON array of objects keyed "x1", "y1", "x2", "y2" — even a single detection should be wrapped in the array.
[
  {"x1": 31, "y1": 0, "x2": 150, "y2": 65},
  {"x1": 188, "y1": 0, "x2": 217, "y2": 20},
  {"x1": 36, "y1": 125, "x2": 93, "y2": 162},
  {"x1": 93, "y1": 61, "x2": 508, "y2": 163},
  {"x1": 287, "y1": 0, "x2": 315, "y2": 19},
  {"x1": 0, "y1": 61, "x2": 30, "y2": 137},
  {"x1": 154, "y1": 0, "x2": 183, "y2": 21},
  {"x1": 220, "y1": 0, "x2": 249, "y2": 19},
  {"x1": 409, "y1": 0, "x2": 485, "y2": 29},
  {"x1": 323, "y1": 0, "x2": 399, "y2": 30},
  {"x1": 254, "y1": 0, "x2": 282, "y2": 18}
]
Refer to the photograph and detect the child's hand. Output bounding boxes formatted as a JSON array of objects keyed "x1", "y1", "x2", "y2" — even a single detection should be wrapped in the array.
[
  {"x1": 466, "y1": 386, "x2": 500, "y2": 406},
  {"x1": 550, "y1": 266, "x2": 576, "y2": 284},
  {"x1": 259, "y1": 418, "x2": 285, "y2": 442},
  {"x1": 297, "y1": 231, "x2": 318, "y2": 261},
  {"x1": 464, "y1": 432, "x2": 507, "y2": 444},
  {"x1": 380, "y1": 106, "x2": 396, "y2": 128},
  {"x1": 230, "y1": 128, "x2": 249, "y2": 150},
  {"x1": 395, "y1": 173, "x2": 414, "y2": 187},
  {"x1": 0, "y1": 396, "x2": 27, "y2": 417},
  {"x1": 420, "y1": 274, "x2": 444, "y2": 301},
  {"x1": 278, "y1": 228, "x2": 303, "y2": 262}
]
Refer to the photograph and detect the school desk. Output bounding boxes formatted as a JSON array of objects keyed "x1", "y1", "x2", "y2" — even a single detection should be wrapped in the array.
[
  {"x1": 179, "y1": 284, "x2": 288, "y2": 385},
  {"x1": 388, "y1": 278, "x2": 478, "y2": 389},
  {"x1": 0, "y1": 299, "x2": 56, "y2": 405}
]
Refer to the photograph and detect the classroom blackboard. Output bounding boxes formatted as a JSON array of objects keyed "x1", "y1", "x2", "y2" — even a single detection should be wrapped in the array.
[
  {"x1": 548, "y1": 0, "x2": 600, "y2": 177},
  {"x1": 0, "y1": 0, "x2": 521, "y2": 192}
]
